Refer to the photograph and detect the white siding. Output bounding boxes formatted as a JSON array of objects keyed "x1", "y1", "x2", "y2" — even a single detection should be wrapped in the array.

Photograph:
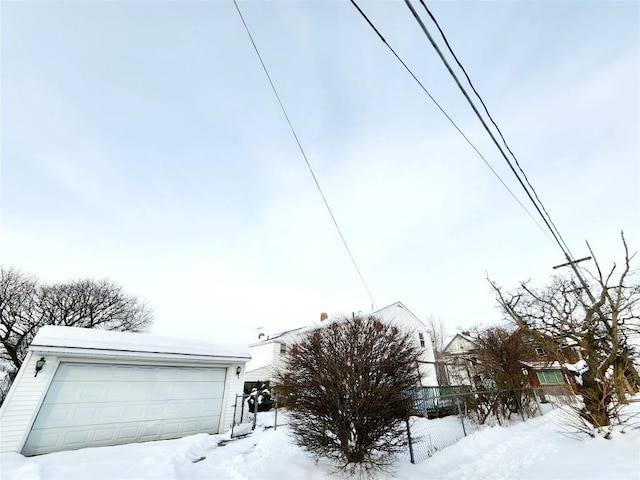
[
  {"x1": 447, "y1": 335, "x2": 474, "y2": 354},
  {"x1": 246, "y1": 336, "x2": 299, "y2": 384},
  {"x1": 244, "y1": 365, "x2": 275, "y2": 383},
  {"x1": 246, "y1": 342, "x2": 279, "y2": 372},
  {"x1": 220, "y1": 364, "x2": 245, "y2": 431},
  {"x1": 0, "y1": 352, "x2": 58, "y2": 454},
  {"x1": 374, "y1": 303, "x2": 438, "y2": 386},
  {"x1": 443, "y1": 334, "x2": 476, "y2": 387}
]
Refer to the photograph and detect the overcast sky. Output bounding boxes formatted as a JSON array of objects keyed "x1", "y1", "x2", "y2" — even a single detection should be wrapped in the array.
[{"x1": 1, "y1": 1, "x2": 638, "y2": 345}]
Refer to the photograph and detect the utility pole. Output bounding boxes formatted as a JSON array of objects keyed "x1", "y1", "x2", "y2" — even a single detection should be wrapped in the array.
[{"x1": 552, "y1": 256, "x2": 596, "y2": 303}]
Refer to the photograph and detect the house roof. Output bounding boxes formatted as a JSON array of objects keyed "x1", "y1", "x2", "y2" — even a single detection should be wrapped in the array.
[
  {"x1": 520, "y1": 360, "x2": 563, "y2": 370},
  {"x1": 249, "y1": 326, "x2": 308, "y2": 347},
  {"x1": 443, "y1": 333, "x2": 475, "y2": 353},
  {"x1": 372, "y1": 301, "x2": 427, "y2": 328},
  {"x1": 249, "y1": 301, "x2": 426, "y2": 348},
  {"x1": 30, "y1": 326, "x2": 251, "y2": 362}
]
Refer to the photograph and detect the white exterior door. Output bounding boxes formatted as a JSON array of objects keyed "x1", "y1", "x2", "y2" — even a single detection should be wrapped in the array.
[{"x1": 22, "y1": 362, "x2": 227, "y2": 456}]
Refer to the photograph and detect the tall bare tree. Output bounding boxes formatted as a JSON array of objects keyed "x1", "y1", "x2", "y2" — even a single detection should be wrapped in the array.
[
  {"x1": 0, "y1": 268, "x2": 41, "y2": 378},
  {"x1": 275, "y1": 315, "x2": 422, "y2": 478},
  {"x1": 489, "y1": 232, "x2": 639, "y2": 435},
  {"x1": 1, "y1": 267, "x2": 153, "y2": 402},
  {"x1": 426, "y1": 315, "x2": 449, "y2": 385}
]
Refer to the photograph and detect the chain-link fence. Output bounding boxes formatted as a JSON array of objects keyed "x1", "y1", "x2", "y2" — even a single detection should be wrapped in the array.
[
  {"x1": 231, "y1": 393, "x2": 289, "y2": 437},
  {"x1": 230, "y1": 393, "x2": 256, "y2": 438},
  {"x1": 231, "y1": 385, "x2": 575, "y2": 462},
  {"x1": 403, "y1": 385, "x2": 576, "y2": 463}
]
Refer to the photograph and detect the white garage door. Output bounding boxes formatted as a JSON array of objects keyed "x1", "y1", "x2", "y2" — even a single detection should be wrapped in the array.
[{"x1": 22, "y1": 362, "x2": 227, "y2": 456}]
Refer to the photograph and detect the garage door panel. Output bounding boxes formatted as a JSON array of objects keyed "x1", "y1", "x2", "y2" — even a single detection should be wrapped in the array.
[
  {"x1": 32, "y1": 397, "x2": 224, "y2": 429},
  {"x1": 54, "y1": 364, "x2": 149, "y2": 382},
  {"x1": 64, "y1": 430, "x2": 90, "y2": 447},
  {"x1": 22, "y1": 363, "x2": 227, "y2": 456},
  {"x1": 93, "y1": 427, "x2": 117, "y2": 443},
  {"x1": 140, "y1": 424, "x2": 162, "y2": 439},
  {"x1": 43, "y1": 380, "x2": 225, "y2": 404}
]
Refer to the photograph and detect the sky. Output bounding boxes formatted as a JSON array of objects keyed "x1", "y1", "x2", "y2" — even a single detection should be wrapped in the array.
[{"x1": 1, "y1": 1, "x2": 638, "y2": 346}]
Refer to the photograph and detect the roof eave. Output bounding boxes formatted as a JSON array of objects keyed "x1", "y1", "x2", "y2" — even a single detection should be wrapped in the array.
[{"x1": 30, "y1": 345, "x2": 251, "y2": 363}]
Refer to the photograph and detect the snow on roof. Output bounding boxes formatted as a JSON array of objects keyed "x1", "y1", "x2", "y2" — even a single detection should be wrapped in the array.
[
  {"x1": 249, "y1": 326, "x2": 308, "y2": 347},
  {"x1": 31, "y1": 326, "x2": 251, "y2": 360},
  {"x1": 520, "y1": 360, "x2": 563, "y2": 370},
  {"x1": 251, "y1": 302, "x2": 426, "y2": 348}
]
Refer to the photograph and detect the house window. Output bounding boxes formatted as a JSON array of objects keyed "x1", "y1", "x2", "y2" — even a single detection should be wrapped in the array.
[
  {"x1": 280, "y1": 343, "x2": 286, "y2": 354},
  {"x1": 418, "y1": 333, "x2": 425, "y2": 347},
  {"x1": 537, "y1": 370, "x2": 564, "y2": 385},
  {"x1": 535, "y1": 347, "x2": 545, "y2": 357}
]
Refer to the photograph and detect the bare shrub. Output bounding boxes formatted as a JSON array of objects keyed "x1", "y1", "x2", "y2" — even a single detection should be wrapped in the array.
[{"x1": 275, "y1": 315, "x2": 422, "y2": 478}]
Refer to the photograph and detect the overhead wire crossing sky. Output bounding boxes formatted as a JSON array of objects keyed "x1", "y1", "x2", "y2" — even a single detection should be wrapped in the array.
[
  {"x1": 349, "y1": 0, "x2": 555, "y2": 245},
  {"x1": 413, "y1": 0, "x2": 578, "y2": 264},
  {"x1": 232, "y1": 0, "x2": 377, "y2": 309},
  {"x1": 404, "y1": 0, "x2": 595, "y2": 292}
]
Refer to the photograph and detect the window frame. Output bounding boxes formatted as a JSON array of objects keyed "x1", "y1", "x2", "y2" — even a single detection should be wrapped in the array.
[{"x1": 536, "y1": 369, "x2": 564, "y2": 385}]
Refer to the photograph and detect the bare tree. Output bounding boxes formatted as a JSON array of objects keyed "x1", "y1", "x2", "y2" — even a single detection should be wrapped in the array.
[
  {"x1": 471, "y1": 325, "x2": 537, "y2": 424},
  {"x1": 489, "y1": 232, "x2": 640, "y2": 436},
  {"x1": 275, "y1": 315, "x2": 422, "y2": 478},
  {"x1": 1, "y1": 267, "x2": 153, "y2": 403},
  {"x1": 426, "y1": 315, "x2": 449, "y2": 385},
  {"x1": 0, "y1": 268, "x2": 41, "y2": 381}
]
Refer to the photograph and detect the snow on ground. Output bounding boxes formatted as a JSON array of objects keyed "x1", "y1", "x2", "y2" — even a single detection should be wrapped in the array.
[{"x1": 2, "y1": 404, "x2": 639, "y2": 480}]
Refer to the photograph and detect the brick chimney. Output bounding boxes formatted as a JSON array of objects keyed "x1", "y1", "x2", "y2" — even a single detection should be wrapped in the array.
[{"x1": 320, "y1": 312, "x2": 328, "y2": 322}]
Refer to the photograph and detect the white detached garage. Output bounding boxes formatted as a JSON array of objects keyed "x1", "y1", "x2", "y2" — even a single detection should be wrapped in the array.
[{"x1": 0, "y1": 326, "x2": 250, "y2": 456}]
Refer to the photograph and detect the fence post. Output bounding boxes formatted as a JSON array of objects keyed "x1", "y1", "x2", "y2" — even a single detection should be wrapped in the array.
[
  {"x1": 405, "y1": 417, "x2": 415, "y2": 464},
  {"x1": 515, "y1": 389, "x2": 525, "y2": 422},
  {"x1": 455, "y1": 394, "x2": 467, "y2": 437},
  {"x1": 532, "y1": 387, "x2": 542, "y2": 417},
  {"x1": 252, "y1": 392, "x2": 258, "y2": 431},
  {"x1": 274, "y1": 396, "x2": 278, "y2": 431},
  {"x1": 240, "y1": 393, "x2": 246, "y2": 423},
  {"x1": 231, "y1": 394, "x2": 239, "y2": 437}
]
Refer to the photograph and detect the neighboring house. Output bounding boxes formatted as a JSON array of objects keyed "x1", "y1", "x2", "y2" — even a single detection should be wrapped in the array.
[
  {"x1": 243, "y1": 302, "x2": 439, "y2": 389},
  {"x1": 441, "y1": 329, "x2": 579, "y2": 393},
  {"x1": 0, "y1": 326, "x2": 250, "y2": 456},
  {"x1": 373, "y1": 302, "x2": 438, "y2": 386},
  {"x1": 244, "y1": 327, "x2": 306, "y2": 387},
  {"x1": 441, "y1": 332, "x2": 477, "y2": 388},
  {"x1": 520, "y1": 360, "x2": 575, "y2": 391},
  {"x1": 518, "y1": 331, "x2": 581, "y2": 393}
]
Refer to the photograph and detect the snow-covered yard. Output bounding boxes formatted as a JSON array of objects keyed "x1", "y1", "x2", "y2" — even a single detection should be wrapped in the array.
[{"x1": 2, "y1": 404, "x2": 639, "y2": 480}]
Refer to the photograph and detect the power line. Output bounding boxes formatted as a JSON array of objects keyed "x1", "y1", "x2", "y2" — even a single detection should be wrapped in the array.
[
  {"x1": 416, "y1": 0, "x2": 577, "y2": 264},
  {"x1": 232, "y1": 0, "x2": 377, "y2": 308},
  {"x1": 402, "y1": 1, "x2": 580, "y2": 263},
  {"x1": 349, "y1": 0, "x2": 554, "y2": 244},
  {"x1": 404, "y1": 0, "x2": 595, "y2": 297}
]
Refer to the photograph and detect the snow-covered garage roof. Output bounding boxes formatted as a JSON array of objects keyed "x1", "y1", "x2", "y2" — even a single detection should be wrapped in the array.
[{"x1": 30, "y1": 326, "x2": 251, "y2": 362}]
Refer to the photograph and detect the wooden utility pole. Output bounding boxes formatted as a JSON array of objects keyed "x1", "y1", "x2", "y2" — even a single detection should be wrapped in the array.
[
  {"x1": 552, "y1": 256, "x2": 592, "y2": 270},
  {"x1": 552, "y1": 256, "x2": 596, "y2": 303}
]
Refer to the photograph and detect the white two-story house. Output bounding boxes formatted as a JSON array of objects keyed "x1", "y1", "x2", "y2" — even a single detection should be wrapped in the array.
[{"x1": 244, "y1": 301, "x2": 438, "y2": 388}]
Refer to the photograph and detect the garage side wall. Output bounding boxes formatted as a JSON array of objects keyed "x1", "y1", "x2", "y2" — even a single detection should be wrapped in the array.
[
  {"x1": 0, "y1": 352, "x2": 56, "y2": 454},
  {"x1": 220, "y1": 364, "x2": 246, "y2": 432}
]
